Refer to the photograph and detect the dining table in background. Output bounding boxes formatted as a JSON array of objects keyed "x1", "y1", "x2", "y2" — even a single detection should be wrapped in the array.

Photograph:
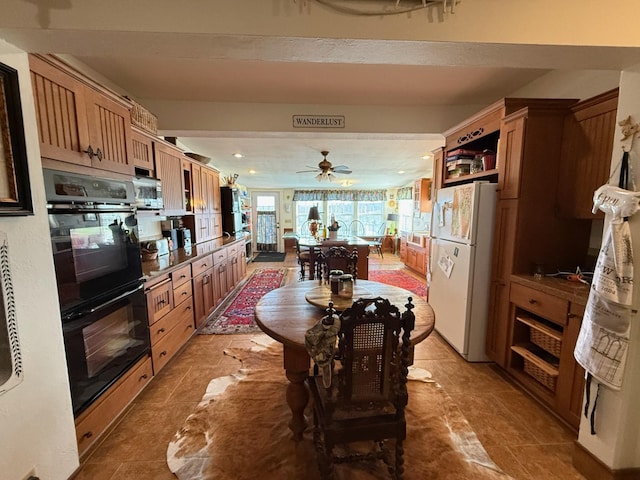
[
  {"x1": 281, "y1": 233, "x2": 373, "y2": 280},
  {"x1": 254, "y1": 279, "x2": 436, "y2": 440}
]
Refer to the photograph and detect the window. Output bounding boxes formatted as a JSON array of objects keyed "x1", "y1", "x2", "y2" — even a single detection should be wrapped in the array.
[
  {"x1": 357, "y1": 201, "x2": 385, "y2": 235},
  {"x1": 295, "y1": 201, "x2": 318, "y2": 235},
  {"x1": 398, "y1": 199, "x2": 413, "y2": 233},
  {"x1": 326, "y1": 200, "x2": 353, "y2": 230},
  {"x1": 295, "y1": 200, "x2": 385, "y2": 235}
]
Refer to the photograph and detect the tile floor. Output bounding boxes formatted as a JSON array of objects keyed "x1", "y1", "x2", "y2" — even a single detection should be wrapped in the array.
[{"x1": 72, "y1": 251, "x2": 586, "y2": 479}]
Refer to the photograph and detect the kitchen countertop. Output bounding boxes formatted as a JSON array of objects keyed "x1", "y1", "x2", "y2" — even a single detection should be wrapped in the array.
[
  {"x1": 511, "y1": 274, "x2": 591, "y2": 306},
  {"x1": 141, "y1": 234, "x2": 247, "y2": 280}
]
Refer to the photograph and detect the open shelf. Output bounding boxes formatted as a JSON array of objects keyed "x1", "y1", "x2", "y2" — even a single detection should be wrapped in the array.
[{"x1": 443, "y1": 168, "x2": 498, "y2": 185}]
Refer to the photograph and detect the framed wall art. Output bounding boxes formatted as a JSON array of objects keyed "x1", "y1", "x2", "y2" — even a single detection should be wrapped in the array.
[{"x1": 0, "y1": 61, "x2": 33, "y2": 216}]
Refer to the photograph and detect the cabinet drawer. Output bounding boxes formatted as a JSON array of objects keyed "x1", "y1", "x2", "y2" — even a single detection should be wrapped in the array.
[
  {"x1": 151, "y1": 316, "x2": 195, "y2": 374},
  {"x1": 213, "y1": 248, "x2": 228, "y2": 265},
  {"x1": 510, "y1": 283, "x2": 568, "y2": 326},
  {"x1": 149, "y1": 297, "x2": 194, "y2": 345},
  {"x1": 173, "y1": 280, "x2": 193, "y2": 306},
  {"x1": 75, "y1": 355, "x2": 152, "y2": 456},
  {"x1": 171, "y1": 264, "x2": 191, "y2": 287},
  {"x1": 145, "y1": 277, "x2": 173, "y2": 325},
  {"x1": 191, "y1": 253, "x2": 213, "y2": 276}
]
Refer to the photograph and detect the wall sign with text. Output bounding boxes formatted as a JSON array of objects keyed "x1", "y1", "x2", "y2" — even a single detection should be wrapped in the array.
[{"x1": 292, "y1": 115, "x2": 345, "y2": 128}]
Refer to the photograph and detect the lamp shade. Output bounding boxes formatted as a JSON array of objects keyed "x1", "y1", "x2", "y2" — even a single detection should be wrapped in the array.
[
  {"x1": 308, "y1": 206, "x2": 321, "y2": 221},
  {"x1": 387, "y1": 213, "x2": 399, "y2": 222}
]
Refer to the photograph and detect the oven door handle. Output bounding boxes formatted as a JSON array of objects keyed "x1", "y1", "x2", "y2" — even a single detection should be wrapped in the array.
[{"x1": 88, "y1": 284, "x2": 144, "y2": 315}]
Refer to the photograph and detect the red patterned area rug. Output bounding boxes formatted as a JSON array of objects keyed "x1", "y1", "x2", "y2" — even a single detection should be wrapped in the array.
[
  {"x1": 199, "y1": 268, "x2": 287, "y2": 335},
  {"x1": 368, "y1": 269, "x2": 427, "y2": 298}
]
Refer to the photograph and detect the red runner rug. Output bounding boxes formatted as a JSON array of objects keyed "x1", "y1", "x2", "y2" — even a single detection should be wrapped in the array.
[
  {"x1": 199, "y1": 268, "x2": 287, "y2": 335},
  {"x1": 368, "y1": 269, "x2": 427, "y2": 298}
]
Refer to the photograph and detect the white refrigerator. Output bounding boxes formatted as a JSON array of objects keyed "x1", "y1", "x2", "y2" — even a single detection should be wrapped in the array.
[{"x1": 428, "y1": 181, "x2": 497, "y2": 362}]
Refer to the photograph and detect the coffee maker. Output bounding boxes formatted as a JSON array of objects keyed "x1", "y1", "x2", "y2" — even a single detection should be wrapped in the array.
[{"x1": 177, "y1": 228, "x2": 191, "y2": 248}]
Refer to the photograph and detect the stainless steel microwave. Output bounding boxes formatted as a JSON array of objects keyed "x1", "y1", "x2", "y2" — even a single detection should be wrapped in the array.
[{"x1": 133, "y1": 176, "x2": 163, "y2": 210}]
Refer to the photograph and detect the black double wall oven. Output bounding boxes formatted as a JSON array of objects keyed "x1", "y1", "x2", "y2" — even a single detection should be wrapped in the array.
[{"x1": 45, "y1": 169, "x2": 150, "y2": 416}]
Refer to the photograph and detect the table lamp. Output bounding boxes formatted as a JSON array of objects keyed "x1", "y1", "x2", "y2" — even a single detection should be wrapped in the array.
[
  {"x1": 308, "y1": 205, "x2": 321, "y2": 238},
  {"x1": 387, "y1": 213, "x2": 399, "y2": 234}
]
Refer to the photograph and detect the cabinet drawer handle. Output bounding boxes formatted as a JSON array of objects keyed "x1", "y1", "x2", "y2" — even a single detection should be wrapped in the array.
[
  {"x1": 186, "y1": 324, "x2": 193, "y2": 330},
  {"x1": 529, "y1": 299, "x2": 537, "y2": 304},
  {"x1": 139, "y1": 373, "x2": 148, "y2": 381},
  {"x1": 160, "y1": 351, "x2": 167, "y2": 357},
  {"x1": 159, "y1": 299, "x2": 166, "y2": 305},
  {"x1": 186, "y1": 306, "x2": 192, "y2": 310},
  {"x1": 82, "y1": 431, "x2": 93, "y2": 439},
  {"x1": 181, "y1": 291, "x2": 188, "y2": 296},
  {"x1": 158, "y1": 327, "x2": 166, "y2": 334}
]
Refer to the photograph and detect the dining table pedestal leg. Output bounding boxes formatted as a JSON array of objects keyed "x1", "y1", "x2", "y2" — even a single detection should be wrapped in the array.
[{"x1": 283, "y1": 345, "x2": 310, "y2": 441}]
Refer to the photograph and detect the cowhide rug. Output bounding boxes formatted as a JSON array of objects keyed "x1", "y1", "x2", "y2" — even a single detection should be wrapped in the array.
[{"x1": 167, "y1": 338, "x2": 512, "y2": 480}]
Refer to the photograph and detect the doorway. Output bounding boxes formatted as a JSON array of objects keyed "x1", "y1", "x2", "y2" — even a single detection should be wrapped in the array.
[{"x1": 251, "y1": 191, "x2": 281, "y2": 253}]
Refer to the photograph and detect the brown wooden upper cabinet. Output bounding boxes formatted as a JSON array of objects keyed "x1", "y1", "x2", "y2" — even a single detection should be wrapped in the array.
[
  {"x1": 154, "y1": 142, "x2": 187, "y2": 216},
  {"x1": 556, "y1": 89, "x2": 619, "y2": 219},
  {"x1": 413, "y1": 178, "x2": 432, "y2": 213},
  {"x1": 29, "y1": 55, "x2": 134, "y2": 175},
  {"x1": 131, "y1": 127, "x2": 155, "y2": 177}
]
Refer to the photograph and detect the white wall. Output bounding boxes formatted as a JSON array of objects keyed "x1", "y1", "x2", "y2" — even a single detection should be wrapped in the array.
[
  {"x1": 577, "y1": 64, "x2": 640, "y2": 470},
  {"x1": 0, "y1": 43, "x2": 79, "y2": 480}
]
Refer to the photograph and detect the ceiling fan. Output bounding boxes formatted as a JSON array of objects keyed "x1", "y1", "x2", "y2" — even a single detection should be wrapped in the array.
[{"x1": 296, "y1": 150, "x2": 352, "y2": 182}]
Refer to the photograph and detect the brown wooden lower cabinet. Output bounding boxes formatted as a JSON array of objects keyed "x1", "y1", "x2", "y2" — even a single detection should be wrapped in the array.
[
  {"x1": 403, "y1": 241, "x2": 428, "y2": 276},
  {"x1": 75, "y1": 355, "x2": 153, "y2": 457},
  {"x1": 506, "y1": 279, "x2": 586, "y2": 429}
]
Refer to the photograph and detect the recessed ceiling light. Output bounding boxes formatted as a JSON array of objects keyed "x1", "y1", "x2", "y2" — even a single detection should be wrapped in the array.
[
  {"x1": 233, "y1": 153, "x2": 244, "y2": 159},
  {"x1": 248, "y1": 169, "x2": 256, "y2": 174},
  {"x1": 422, "y1": 155, "x2": 431, "y2": 160},
  {"x1": 398, "y1": 170, "x2": 405, "y2": 174}
]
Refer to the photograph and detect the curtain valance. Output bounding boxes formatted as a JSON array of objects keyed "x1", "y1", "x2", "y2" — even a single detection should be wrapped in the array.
[
  {"x1": 293, "y1": 190, "x2": 387, "y2": 201},
  {"x1": 397, "y1": 187, "x2": 413, "y2": 200}
]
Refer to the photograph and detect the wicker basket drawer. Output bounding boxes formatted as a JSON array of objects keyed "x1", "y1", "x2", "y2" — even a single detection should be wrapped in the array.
[
  {"x1": 510, "y1": 283, "x2": 568, "y2": 326},
  {"x1": 511, "y1": 345, "x2": 559, "y2": 392},
  {"x1": 515, "y1": 314, "x2": 562, "y2": 358}
]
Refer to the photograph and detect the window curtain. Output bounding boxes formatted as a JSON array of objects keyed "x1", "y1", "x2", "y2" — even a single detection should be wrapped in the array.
[
  {"x1": 397, "y1": 186, "x2": 413, "y2": 200},
  {"x1": 293, "y1": 189, "x2": 387, "y2": 201},
  {"x1": 256, "y1": 210, "x2": 277, "y2": 251}
]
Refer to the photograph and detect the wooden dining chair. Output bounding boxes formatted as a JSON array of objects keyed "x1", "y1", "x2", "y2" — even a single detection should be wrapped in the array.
[
  {"x1": 295, "y1": 237, "x2": 311, "y2": 280},
  {"x1": 369, "y1": 222, "x2": 386, "y2": 258},
  {"x1": 315, "y1": 245, "x2": 357, "y2": 282},
  {"x1": 306, "y1": 296, "x2": 416, "y2": 480}
]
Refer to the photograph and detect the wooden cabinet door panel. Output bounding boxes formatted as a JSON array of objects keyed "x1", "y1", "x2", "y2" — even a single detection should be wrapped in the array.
[
  {"x1": 497, "y1": 114, "x2": 526, "y2": 199},
  {"x1": 131, "y1": 129, "x2": 154, "y2": 175},
  {"x1": 190, "y1": 161, "x2": 204, "y2": 214},
  {"x1": 211, "y1": 213, "x2": 223, "y2": 239},
  {"x1": 154, "y1": 143, "x2": 186, "y2": 216},
  {"x1": 486, "y1": 199, "x2": 518, "y2": 366},
  {"x1": 557, "y1": 90, "x2": 618, "y2": 218},
  {"x1": 193, "y1": 269, "x2": 214, "y2": 329},
  {"x1": 202, "y1": 168, "x2": 216, "y2": 214},
  {"x1": 486, "y1": 281, "x2": 511, "y2": 366},
  {"x1": 30, "y1": 56, "x2": 91, "y2": 166},
  {"x1": 211, "y1": 170, "x2": 221, "y2": 213},
  {"x1": 145, "y1": 277, "x2": 173, "y2": 325},
  {"x1": 85, "y1": 89, "x2": 134, "y2": 175},
  {"x1": 556, "y1": 302, "x2": 586, "y2": 429}
]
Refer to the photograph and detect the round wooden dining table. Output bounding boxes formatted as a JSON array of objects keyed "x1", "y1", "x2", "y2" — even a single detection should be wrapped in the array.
[{"x1": 254, "y1": 279, "x2": 436, "y2": 440}]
